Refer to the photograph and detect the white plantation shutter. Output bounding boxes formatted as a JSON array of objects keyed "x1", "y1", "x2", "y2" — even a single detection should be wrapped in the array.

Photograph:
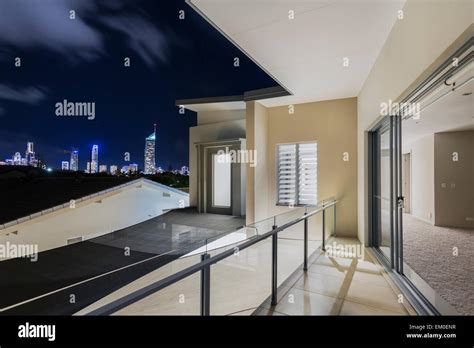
[
  {"x1": 277, "y1": 144, "x2": 297, "y2": 205},
  {"x1": 298, "y1": 142, "x2": 317, "y2": 205},
  {"x1": 277, "y1": 142, "x2": 317, "y2": 206}
]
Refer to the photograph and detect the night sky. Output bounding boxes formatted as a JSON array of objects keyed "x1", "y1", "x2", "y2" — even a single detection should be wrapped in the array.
[{"x1": 0, "y1": 0, "x2": 277, "y2": 171}]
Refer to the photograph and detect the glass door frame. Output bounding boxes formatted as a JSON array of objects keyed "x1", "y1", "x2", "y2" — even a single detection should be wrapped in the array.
[
  {"x1": 368, "y1": 115, "x2": 403, "y2": 272},
  {"x1": 369, "y1": 114, "x2": 439, "y2": 315}
]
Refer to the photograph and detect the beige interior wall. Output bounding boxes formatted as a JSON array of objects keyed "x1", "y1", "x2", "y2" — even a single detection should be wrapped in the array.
[
  {"x1": 189, "y1": 119, "x2": 245, "y2": 207},
  {"x1": 434, "y1": 131, "x2": 474, "y2": 228},
  {"x1": 403, "y1": 135, "x2": 435, "y2": 224},
  {"x1": 264, "y1": 98, "x2": 358, "y2": 237},
  {"x1": 357, "y1": 0, "x2": 472, "y2": 244}
]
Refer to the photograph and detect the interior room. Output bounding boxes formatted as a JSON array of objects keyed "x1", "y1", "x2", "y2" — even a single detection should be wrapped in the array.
[{"x1": 401, "y1": 63, "x2": 473, "y2": 315}]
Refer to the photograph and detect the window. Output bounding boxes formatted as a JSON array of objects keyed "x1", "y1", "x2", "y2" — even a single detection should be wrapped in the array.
[{"x1": 276, "y1": 142, "x2": 317, "y2": 206}]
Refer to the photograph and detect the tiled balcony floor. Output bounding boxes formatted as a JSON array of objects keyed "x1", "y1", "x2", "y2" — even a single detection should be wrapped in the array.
[{"x1": 254, "y1": 238, "x2": 416, "y2": 316}]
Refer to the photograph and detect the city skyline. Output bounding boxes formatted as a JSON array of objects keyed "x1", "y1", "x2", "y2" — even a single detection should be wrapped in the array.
[
  {"x1": 0, "y1": 0, "x2": 276, "y2": 172},
  {"x1": 0, "y1": 123, "x2": 191, "y2": 172},
  {"x1": 1, "y1": 137, "x2": 188, "y2": 173}
]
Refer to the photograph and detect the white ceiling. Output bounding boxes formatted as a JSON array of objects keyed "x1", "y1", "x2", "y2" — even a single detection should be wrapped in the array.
[
  {"x1": 189, "y1": 0, "x2": 405, "y2": 107},
  {"x1": 403, "y1": 80, "x2": 474, "y2": 145}
]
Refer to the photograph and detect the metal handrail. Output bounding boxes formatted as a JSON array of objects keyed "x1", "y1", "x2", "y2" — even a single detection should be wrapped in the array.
[{"x1": 87, "y1": 199, "x2": 337, "y2": 316}]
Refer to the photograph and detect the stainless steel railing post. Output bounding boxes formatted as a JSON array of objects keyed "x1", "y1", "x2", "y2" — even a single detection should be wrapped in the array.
[
  {"x1": 303, "y1": 214, "x2": 308, "y2": 271},
  {"x1": 200, "y1": 253, "x2": 210, "y2": 316},
  {"x1": 271, "y1": 224, "x2": 278, "y2": 306},
  {"x1": 322, "y1": 208, "x2": 326, "y2": 251}
]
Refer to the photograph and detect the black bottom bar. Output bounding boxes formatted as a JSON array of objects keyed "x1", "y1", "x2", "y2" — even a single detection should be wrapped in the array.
[{"x1": 1, "y1": 316, "x2": 472, "y2": 345}]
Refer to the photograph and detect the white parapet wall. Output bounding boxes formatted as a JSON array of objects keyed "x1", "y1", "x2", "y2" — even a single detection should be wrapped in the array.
[{"x1": 0, "y1": 179, "x2": 189, "y2": 259}]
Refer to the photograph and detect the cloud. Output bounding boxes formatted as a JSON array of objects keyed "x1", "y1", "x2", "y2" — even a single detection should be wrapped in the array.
[
  {"x1": 0, "y1": 85, "x2": 48, "y2": 105},
  {"x1": 101, "y1": 15, "x2": 170, "y2": 67},
  {"x1": 0, "y1": 106, "x2": 5, "y2": 117},
  {"x1": 0, "y1": 0, "x2": 104, "y2": 62},
  {"x1": 0, "y1": 0, "x2": 172, "y2": 67}
]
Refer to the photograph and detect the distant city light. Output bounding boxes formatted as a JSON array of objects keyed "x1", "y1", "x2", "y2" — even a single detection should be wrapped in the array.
[
  {"x1": 1, "y1": 138, "x2": 188, "y2": 174},
  {"x1": 91, "y1": 145, "x2": 99, "y2": 173}
]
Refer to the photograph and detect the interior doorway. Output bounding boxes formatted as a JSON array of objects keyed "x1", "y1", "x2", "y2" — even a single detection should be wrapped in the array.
[
  {"x1": 206, "y1": 148, "x2": 232, "y2": 214},
  {"x1": 195, "y1": 139, "x2": 246, "y2": 216}
]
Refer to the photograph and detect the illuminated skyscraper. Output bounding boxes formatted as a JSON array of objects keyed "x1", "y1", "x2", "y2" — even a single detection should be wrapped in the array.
[
  {"x1": 99, "y1": 165, "x2": 107, "y2": 173},
  {"x1": 91, "y1": 145, "x2": 99, "y2": 173},
  {"x1": 26, "y1": 142, "x2": 34, "y2": 153},
  {"x1": 25, "y1": 142, "x2": 36, "y2": 166},
  {"x1": 13, "y1": 152, "x2": 22, "y2": 165},
  {"x1": 70, "y1": 150, "x2": 79, "y2": 171},
  {"x1": 61, "y1": 161, "x2": 69, "y2": 170},
  {"x1": 144, "y1": 124, "x2": 156, "y2": 175}
]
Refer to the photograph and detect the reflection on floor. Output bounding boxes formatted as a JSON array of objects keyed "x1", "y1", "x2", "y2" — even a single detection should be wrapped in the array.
[
  {"x1": 254, "y1": 238, "x2": 414, "y2": 316},
  {"x1": 403, "y1": 213, "x2": 473, "y2": 315}
]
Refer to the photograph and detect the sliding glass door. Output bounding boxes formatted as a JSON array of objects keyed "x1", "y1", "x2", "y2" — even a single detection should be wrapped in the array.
[
  {"x1": 369, "y1": 115, "x2": 403, "y2": 271},
  {"x1": 368, "y1": 36, "x2": 472, "y2": 315}
]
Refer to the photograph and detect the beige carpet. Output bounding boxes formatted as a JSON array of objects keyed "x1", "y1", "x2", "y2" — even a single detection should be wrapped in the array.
[{"x1": 403, "y1": 213, "x2": 474, "y2": 315}]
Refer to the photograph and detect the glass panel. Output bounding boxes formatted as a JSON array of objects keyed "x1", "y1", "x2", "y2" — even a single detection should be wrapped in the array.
[
  {"x1": 208, "y1": 227, "x2": 268, "y2": 315},
  {"x1": 378, "y1": 126, "x2": 392, "y2": 261},
  {"x1": 324, "y1": 204, "x2": 335, "y2": 240},
  {"x1": 212, "y1": 153, "x2": 231, "y2": 207},
  {"x1": 108, "y1": 251, "x2": 204, "y2": 316},
  {"x1": 208, "y1": 207, "x2": 330, "y2": 315}
]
